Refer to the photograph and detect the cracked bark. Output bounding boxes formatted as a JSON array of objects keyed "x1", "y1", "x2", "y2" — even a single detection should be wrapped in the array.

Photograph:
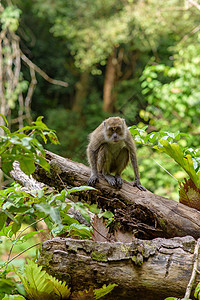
[
  {"x1": 38, "y1": 236, "x2": 200, "y2": 300},
  {"x1": 28, "y1": 150, "x2": 200, "y2": 240}
]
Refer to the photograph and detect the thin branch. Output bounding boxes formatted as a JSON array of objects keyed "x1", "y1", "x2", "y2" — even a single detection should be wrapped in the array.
[
  {"x1": 21, "y1": 52, "x2": 68, "y2": 87},
  {"x1": 187, "y1": 0, "x2": 200, "y2": 10},
  {"x1": 179, "y1": 24, "x2": 200, "y2": 44},
  {"x1": 1, "y1": 242, "x2": 41, "y2": 269},
  {"x1": 184, "y1": 238, "x2": 200, "y2": 299},
  {"x1": 6, "y1": 217, "x2": 47, "y2": 270}
]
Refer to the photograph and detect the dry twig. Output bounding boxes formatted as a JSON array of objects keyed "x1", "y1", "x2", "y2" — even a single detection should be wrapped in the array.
[{"x1": 184, "y1": 238, "x2": 200, "y2": 299}]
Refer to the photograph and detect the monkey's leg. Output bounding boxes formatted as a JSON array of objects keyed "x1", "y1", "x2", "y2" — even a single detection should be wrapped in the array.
[
  {"x1": 97, "y1": 145, "x2": 117, "y2": 187},
  {"x1": 114, "y1": 147, "x2": 129, "y2": 188}
]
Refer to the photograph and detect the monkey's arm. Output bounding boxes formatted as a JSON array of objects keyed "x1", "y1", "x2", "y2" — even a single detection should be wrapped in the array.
[
  {"x1": 87, "y1": 128, "x2": 104, "y2": 186},
  {"x1": 126, "y1": 133, "x2": 146, "y2": 191},
  {"x1": 130, "y1": 151, "x2": 146, "y2": 191},
  {"x1": 87, "y1": 145, "x2": 99, "y2": 186}
]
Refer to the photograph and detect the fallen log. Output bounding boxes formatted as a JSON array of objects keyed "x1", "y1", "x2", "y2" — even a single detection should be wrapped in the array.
[
  {"x1": 29, "y1": 150, "x2": 200, "y2": 240},
  {"x1": 38, "y1": 236, "x2": 200, "y2": 300}
]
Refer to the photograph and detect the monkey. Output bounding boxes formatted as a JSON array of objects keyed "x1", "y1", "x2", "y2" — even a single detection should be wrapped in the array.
[{"x1": 87, "y1": 116, "x2": 146, "y2": 191}]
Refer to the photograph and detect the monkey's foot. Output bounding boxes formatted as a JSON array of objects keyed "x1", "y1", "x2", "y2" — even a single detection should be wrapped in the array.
[
  {"x1": 115, "y1": 175, "x2": 123, "y2": 188},
  {"x1": 133, "y1": 180, "x2": 146, "y2": 191},
  {"x1": 103, "y1": 174, "x2": 117, "y2": 187},
  {"x1": 88, "y1": 175, "x2": 99, "y2": 186}
]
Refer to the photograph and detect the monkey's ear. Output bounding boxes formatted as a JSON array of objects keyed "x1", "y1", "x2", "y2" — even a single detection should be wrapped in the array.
[
  {"x1": 122, "y1": 118, "x2": 126, "y2": 124},
  {"x1": 103, "y1": 121, "x2": 106, "y2": 127}
]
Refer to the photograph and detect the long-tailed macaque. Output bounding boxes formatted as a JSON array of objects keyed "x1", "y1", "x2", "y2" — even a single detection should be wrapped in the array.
[{"x1": 87, "y1": 117, "x2": 146, "y2": 191}]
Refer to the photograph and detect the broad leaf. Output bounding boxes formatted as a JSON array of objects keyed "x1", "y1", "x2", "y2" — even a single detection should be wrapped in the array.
[
  {"x1": 35, "y1": 203, "x2": 62, "y2": 224},
  {"x1": 19, "y1": 158, "x2": 35, "y2": 175},
  {"x1": 158, "y1": 140, "x2": 200, "y2": 188}
]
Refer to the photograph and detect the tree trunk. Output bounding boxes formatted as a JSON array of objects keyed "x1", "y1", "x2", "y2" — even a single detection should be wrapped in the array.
[
  {"x1": 38, "y1": 236, "x2": 200, "y2": 300},
  {"x1": 73, "y1": 71, "x2": 89, "y2": 113},
  {"x1": 103, "y1": 49, "x2": 117, "y2": 113}
]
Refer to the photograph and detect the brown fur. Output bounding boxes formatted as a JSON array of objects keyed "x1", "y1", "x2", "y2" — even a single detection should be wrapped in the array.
[{"x1": 87, "y1": 117, "x2": 146, "y2": 190}]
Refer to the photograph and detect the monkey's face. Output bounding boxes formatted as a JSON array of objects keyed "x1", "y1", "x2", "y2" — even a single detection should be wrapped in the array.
[{"x1": 103, "y1": 118, "x2": 125, "y2": 143}]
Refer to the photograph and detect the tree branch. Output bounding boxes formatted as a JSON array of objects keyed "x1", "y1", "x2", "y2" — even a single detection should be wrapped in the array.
[{"x1": 21, "y1": 52, "x2": 68, "y2": 87}]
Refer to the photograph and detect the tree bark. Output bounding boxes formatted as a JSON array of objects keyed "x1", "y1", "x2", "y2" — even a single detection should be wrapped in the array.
[
  {"x1": 38, "y1": 236, "x2": 200, "y2": 300},
  {"x1": 20, "y1": 150, "x2": 200, "y2": 240}
]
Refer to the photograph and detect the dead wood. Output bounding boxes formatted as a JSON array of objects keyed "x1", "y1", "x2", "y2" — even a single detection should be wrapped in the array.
[
  {"x1": 25, "y1": 150, "x2": 200, "y2": 240},
  {"x1": 38, "y1": 236, "x2": 200, "y2": 300}
]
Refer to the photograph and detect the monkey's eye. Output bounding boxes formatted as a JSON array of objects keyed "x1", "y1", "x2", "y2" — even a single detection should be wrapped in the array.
[
  {"x1": 109, "y1": 127, "x2": 115, "y2": 132},
  {"x1": 115, "y1": 127, "x2": 121, "y2": 133}
]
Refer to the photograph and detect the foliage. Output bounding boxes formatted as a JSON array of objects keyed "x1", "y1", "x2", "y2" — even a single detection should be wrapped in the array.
[
  {"x1": 4, "y1": 259, "x2": 116, "y2": 300},
  {"x1": 0, "y1": 5, "x2": 21, "y2": 32},
  {"x1": 33, "y1": 0, "x2": 198, "y2": 73},
  {"x1": 140, "y1": 41, "x2": 200, "y2": 146},
  {"x1": 0, "y1": 115, "x2": 59, "y2": 175},
  {"x1": 16, "y1": 259, "x2": 71, "y2": 300},
  {"x1": 130, "y1": 126, "x2": 200, "y2": 207}
]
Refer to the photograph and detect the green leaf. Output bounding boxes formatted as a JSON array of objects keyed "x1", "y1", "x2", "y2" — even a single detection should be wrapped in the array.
[
  {"x1": 35, "y1": 203, "x2": 62, "y2": 224},
  {"x1": 0, "y1": 276, "x2": 16, "y2": 295},
  {"x1": 158, "y1": 140, "x2": 199, "y2": 188},
  {"x1": 194, "y1": 282, "x2": 200, "y2": 298},
  {"x1": 4, "y1": 210, "x2": 18, "y2": 223},
  {"x1": 19, "y1": 158, "x2": 35, "y2": 175},
  {"x1": 2, "y1": 295, "x2": 26, "y2": 300},
  {"x1": 0, "y1": 113, "x2": 9, "y2": 126},
  {"x1": 11, "y1": 216, "x2": 22, "y2": 234},
  {"x1": 68, "y1": 223, "x2": 92, "y2": 239},
  {"x1": 94, "y1": 283, "x2": 118, "y2": 299},
  {"x1": 0, "y1": 212, "x2": 7, "y2": 231},
  {"x1": 61, "y1": 214, "x2": 79, "y2": 225},
  {"x1": 98, "y1": 210, "x2": 114, "y2": 219},
  {"x1": 37, "y1": 156, "x2": 50, "y2": 172},
  {"x1": 17, "y1": 259, "x2": 54, "y2": 298},
  {"x1": 44, "y1": 131, "x2": 60, "y2": 145},
  {"x1": 0, "y1": 126, "x2": 11, "y2": 134},
  {"x1": 1, "y1": 156, "x2": 14, "y2": 175},
  {"x1": 15, "y1": 259, "x2": 71, "y2": 299},
  {"x1": 68, "y1": 186, "x2": 97, "y2": 193}
]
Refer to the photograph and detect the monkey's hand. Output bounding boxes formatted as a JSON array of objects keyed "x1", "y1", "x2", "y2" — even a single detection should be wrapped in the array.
[
  {"x1": 133, "y1": 179, "x2": 146, "y2": 191},
  {"x1": 88, "y1": 174, "x2": 99, "y2": 186}
]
